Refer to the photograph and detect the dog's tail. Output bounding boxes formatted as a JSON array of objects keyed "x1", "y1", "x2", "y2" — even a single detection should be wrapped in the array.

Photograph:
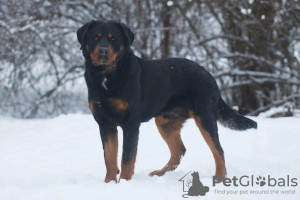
[{"x1": 218, "y1": 97, "x2": 257, "y2": 131}]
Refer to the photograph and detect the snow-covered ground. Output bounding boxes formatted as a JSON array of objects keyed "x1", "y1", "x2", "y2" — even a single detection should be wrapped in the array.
[{"x1": 0, "y1": 114, "x2": 299, "y2": 200}]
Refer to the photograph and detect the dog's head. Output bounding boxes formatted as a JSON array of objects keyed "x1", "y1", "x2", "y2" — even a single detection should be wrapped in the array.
[{"x1": 77, "y1": 20, "x2": 134, "y2": 73}]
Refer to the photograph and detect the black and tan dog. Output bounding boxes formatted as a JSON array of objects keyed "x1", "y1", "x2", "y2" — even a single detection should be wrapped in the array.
[{"x1": 77, "y1": 20, "x2": 257, "y2": 183}]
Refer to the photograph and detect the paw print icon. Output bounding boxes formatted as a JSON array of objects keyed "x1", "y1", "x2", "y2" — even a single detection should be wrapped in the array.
[{"x1": 256, "y1": 176, "x2": 266, "y2": 186}]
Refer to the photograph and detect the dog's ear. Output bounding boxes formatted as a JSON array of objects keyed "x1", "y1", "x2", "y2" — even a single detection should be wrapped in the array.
[
  {"x1": 119, "y1": 22, "x2": 134, "y2": 46},
  {"x1": 77, "y1": 20, "x2": 96, "y2": 50}
]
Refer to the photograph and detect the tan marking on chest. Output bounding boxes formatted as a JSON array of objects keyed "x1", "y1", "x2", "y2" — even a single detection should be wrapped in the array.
[
  {"x1": 89, "y1": 100, "x2": 95, "y2": 114},
  {"x1": 109, "y1": 98, "x2": 128, "y2": 111}
]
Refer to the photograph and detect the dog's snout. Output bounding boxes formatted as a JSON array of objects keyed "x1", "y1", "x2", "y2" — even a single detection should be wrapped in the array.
[{"x1": 99, "y1": 47, "x2": 109, "y2": 57}]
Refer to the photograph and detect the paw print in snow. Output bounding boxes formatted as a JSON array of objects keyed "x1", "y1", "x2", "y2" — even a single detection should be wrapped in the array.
[{"x1": 256, "y1": 176, "x2": 266, "y2": 186}]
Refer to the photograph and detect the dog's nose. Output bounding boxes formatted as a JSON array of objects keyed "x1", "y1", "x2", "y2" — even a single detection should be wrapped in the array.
[{"x1": 99, "y1": 47, "x2": 109, "y2": 56}]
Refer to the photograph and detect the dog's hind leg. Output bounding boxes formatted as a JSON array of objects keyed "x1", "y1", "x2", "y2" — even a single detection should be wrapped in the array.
[
  {"x1": 149, "y1": 115, "x2": 187, "y2": 177},
  {"x1": 190, "y1": 110, "x2": 226, "y2": 180}
]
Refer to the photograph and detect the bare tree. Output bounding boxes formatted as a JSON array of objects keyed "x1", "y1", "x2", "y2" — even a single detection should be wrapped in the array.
[
  {"x1": 0, "y1": 0, "x2": 299, "y2": 118},
  {"x1": 204, "y1": 0, "x2": 300, "y2": 115}
]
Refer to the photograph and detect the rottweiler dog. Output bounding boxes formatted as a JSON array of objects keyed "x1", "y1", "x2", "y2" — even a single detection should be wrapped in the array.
[{"x1": 77, "y1": 20, "x2": 257, "y2": 183}]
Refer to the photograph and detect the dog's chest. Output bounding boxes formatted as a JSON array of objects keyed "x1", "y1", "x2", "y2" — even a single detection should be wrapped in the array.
[
  {"x1": 92, "y1": 96, "x2": 129, "y2": 123},
  {"x1": 107, "y1": 98, "x2": 129, "y2": 113},
  {"x1": 88, "y1": 75, "x2": 134, "y2": 123}
]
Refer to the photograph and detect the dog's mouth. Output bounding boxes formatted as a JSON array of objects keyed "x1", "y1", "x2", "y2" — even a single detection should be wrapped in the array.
[
  {"x1": 91, "y1": 59, "x2": 117, "y2": 74},
  {"x1": 92, "y1": 58, "x2": 109, "y2": 66}
]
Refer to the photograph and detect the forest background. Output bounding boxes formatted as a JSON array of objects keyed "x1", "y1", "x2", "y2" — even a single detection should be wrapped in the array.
[{"x1": 0, "y1": 0, "x2": 299, "y2": 118}]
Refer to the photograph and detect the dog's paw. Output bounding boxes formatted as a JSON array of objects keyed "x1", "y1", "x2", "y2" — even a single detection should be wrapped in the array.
[
  {"x1": 149, "y1": 170, "x2": 166, "y2": 177},
  {"x1": 104, "y1": 177, "x2": 117, "y2": 183}
]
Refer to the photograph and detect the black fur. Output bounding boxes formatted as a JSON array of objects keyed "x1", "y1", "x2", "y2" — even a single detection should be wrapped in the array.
[
  {"x1": 77, "y1": 20, "x2": 96, "y2": 50},
  {"x1": 77, "y1": 20, "x2": 257, "y2": 182}
]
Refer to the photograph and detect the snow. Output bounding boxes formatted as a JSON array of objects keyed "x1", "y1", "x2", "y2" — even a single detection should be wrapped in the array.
[
  {"x1": 0, "y1": 114, "x2": 299, "y2": 200},
  {"x1": 167, "y1": 1, "x2": 173, "y2": 6},
  {"x1": 259, "y1": 106, "x2": 294, "y2": 118}
]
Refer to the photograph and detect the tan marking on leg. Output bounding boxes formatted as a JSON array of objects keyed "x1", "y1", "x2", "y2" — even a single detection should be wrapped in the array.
[
  {"x1": 104, "y1": 127, "x2": 119, "y2": 183},
  {"x1": 119, "y1": 150, "x2": 137, "y2": 182},
  {"x1": 190, "y1": 111, "x2": 226, "y2": 179},
  {"x1": 109, "y1": 98, "x2": 128, "y2": 111},
  {"x1": 89, "y1": 100, "x2": 95, "y2": 114},
  {"x1": 149, "y1": 116, "x2": 186, "y2": 177}
]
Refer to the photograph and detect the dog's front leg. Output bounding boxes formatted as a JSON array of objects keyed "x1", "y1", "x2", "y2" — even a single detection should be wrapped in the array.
[
  {"x1": 99, "y1": 124, "x2": 119, "y2": 183},
  {"x1": 119, "y1": 121, "x2": 140, "y2": 182}
]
